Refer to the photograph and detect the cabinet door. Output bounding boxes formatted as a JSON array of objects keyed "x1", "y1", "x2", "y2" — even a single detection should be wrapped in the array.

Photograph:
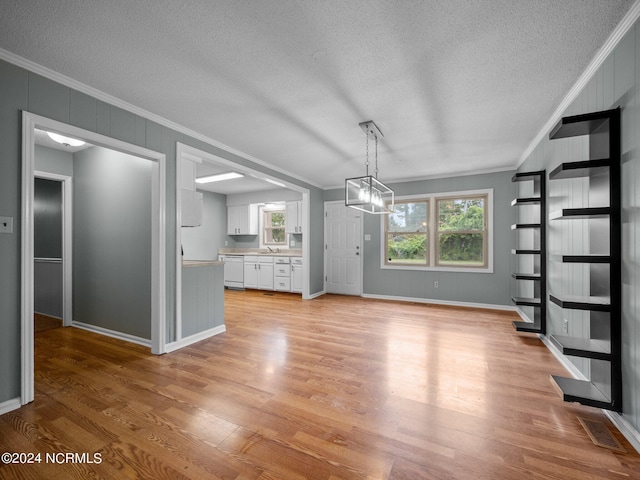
[
  {"x1": 295, "y1": 201, "x2": 303, "y2": 234},
  {"x1": 228, "y1": 205, "x2": 258, "y2": 235},
  {"x1": 291, "y1": 264, "x2": 303, "y2": 293},
  {"x1": 258, "y1": 263, "x2": 274, "y2": 289},
  {"x1": 243, "y1": 262, "x2": 258, "y2": 288},
  {"x1": 285, "y1": 202, "x2": 298, "y2": 234}
]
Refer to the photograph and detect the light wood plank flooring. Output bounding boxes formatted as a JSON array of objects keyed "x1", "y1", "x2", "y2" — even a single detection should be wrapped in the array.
[{"x1": 2, "y1": 290, "x2": 640, "y2": 479}]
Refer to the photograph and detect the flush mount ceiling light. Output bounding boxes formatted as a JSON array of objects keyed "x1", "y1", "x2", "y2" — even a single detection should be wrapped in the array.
[
  {"x1": 195, "y1": 171, "x2": 244, "y2": 183},
  {"x1": 47, "y1": 132, "x2": 86, "y2": 147},
  {"x1": 345, "y1": 121, "x2": 394, "y2": 214}
]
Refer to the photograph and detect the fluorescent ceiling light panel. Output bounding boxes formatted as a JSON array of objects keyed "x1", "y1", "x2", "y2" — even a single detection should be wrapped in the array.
[
  {"x1": 196, "y1": 172, "x2": 244, "y2": 183},
  {"x1": 47, "y1": 132, "x2": 86, "y2": 147}
]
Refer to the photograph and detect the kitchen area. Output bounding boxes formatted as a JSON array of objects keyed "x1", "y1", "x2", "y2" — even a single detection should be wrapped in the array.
[{"x1": 177, "y1": 143, "x2": 308, "y2": 347}]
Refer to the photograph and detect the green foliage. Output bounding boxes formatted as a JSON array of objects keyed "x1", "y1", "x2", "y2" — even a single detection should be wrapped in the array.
[{"x1": 387, "y1": 234, "x2": 426, "y2": 262}]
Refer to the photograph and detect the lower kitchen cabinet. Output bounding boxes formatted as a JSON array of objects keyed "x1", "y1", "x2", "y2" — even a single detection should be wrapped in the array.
[
  {"x1": 274, "y1": 257, "x2": 291, "y2": 291},
  {"x1": 243, "y1": 256, "x2": 258, "y2": 289},
  {"x1": 258, "y1": 256, "x2": 274, "y2": 290},
  {"x1": 291, "y1": 257, "x2": 303, "y2": 293}
]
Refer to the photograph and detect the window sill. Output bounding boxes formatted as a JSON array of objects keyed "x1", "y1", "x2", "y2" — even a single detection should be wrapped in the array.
[{"x1": 381, "y1": 263, "x2": 494, "y2": 274}]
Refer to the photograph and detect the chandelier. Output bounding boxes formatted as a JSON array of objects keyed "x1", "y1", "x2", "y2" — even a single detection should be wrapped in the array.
[{"x1": 345, "y1": 121, "x2": 394, "y2": 214}]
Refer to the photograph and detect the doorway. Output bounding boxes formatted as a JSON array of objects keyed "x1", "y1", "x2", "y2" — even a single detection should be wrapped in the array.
[
  {"x1": 21, "y1": 111, "x2": 167, "y2": 405},
  {"x1": 33, "y1": 173, "x2": 71, "y2": 330},
  {"x1": 324, "y1": 201, "x2": 363, "y2": 295}
]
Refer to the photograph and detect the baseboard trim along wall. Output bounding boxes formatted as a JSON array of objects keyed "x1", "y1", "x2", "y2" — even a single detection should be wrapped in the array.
[
  {"x1": 72, "y1": 321, "x2": 152, "y2": 349},
  {"x1": 164, "y1": 325, "x2": 227, "y2": 354},
  {"x1": 541, "y1": 335, "x2": 640, "y2": 454},
  {"x1": 307, "y1": 290, "x2": 326, "y2": 300},
  {"x1": 362, "y1": 293, "x2": 517, "y2": 312},
  {"x1": 0, "y1": 397, "x2": 21, "y2": 415}
]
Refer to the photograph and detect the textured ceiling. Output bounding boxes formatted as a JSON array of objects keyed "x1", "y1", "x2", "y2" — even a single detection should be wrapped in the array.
[{"x1": 0, "y1": 0, "x2": 635, "y2": 189}]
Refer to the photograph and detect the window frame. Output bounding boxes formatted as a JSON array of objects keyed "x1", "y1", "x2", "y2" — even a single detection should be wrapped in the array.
[
  {"x1": 260, "y1": 205, "x2": 288, "y2": 248},
  {"x1": 381, "y1": 189, "x2": 493, "y2": 273}
]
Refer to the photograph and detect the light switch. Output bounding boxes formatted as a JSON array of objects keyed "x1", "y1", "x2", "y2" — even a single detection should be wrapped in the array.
[
  {"x1": 364, "y1": 234, "x2": 371, "y2": 241},
  {"x1": 0, "y1": 216, "x2": 13, "y2": 234}
]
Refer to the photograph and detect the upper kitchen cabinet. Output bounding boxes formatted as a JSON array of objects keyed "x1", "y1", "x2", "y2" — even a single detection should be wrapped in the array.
[
  {"x1": 285, "y1": 201, "x2": 303, "y2": 234},
  {"x1": 227, "y1": 204, "x2": 258, "y2": 235}
]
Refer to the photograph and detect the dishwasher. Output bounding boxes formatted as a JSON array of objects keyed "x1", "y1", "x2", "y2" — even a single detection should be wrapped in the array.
[{"x1": 222, "y1": 255, "x2": 244, "y2": 289}]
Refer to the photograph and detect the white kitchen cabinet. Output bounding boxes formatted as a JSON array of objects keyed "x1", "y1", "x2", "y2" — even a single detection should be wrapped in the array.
[
  {"x1": 258, "y1": 256, "x2": 274, "y2": 290},
  {"x1": 227, "y1": 204, "x2": 258, "y2": 235},
  {"x1": 291, "y1": 257, "x2": 303, "y2": 293},
  {"x1": 285, "y1": 201, "x2": 303, "y2": 234},
  {"x1": 274, "y1": 257, "x2": 291, "y2": 292},
  {"x1": 243, "y1": 255, "x2": 258, "y2": 288}
]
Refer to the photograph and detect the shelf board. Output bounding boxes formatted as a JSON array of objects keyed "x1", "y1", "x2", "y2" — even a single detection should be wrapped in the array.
[
  {"x1": 511, "y1": 297, "x2": 541, "y2": 307},
  {"x1": 550, "y1": 254, "x2": 610, "y2": 263},
  {"x1": 549, "y1": 335, "x2": 611, "y2": 361},
  {"x1": 550, "y1": 376, "x2": 615, "y2": 410},
  {"x1": 511, "y1": 223, "x2": 541, "y2": 230},
  {"x1": 549, "y1": 207, "x2": 610, "y2": 220},
  {"x1": 512, "y1": 273, "x2": 541, "y2": 280},
  {"x1": 549, "y1": 159, "x2": 610, "y2": 179},
  {"x1": 549, "y1": 109, "x2": 617, "y2": 139},
  {"x1": 511, "y1": 197, "x2": 541, "y2": 206},
  {"x1": 513, "y1": 321, "x2": 543, "y2": 333},
  {"x1": 549, "y1": 294, "x2": 611, "y2": 312},
  {"x1": 512, "y1": 170, "x2": 545, "y2": 182},
  {"x1": 511, "y1": 249, "x2": 541, "y2": 255}
]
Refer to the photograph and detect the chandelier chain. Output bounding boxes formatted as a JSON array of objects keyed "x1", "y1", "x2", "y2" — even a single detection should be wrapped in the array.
[
  {"x1": 375, "y1": 135, "x2": 379, "y2": 178},
  {"x1": 365, "y1": 132, "x2": 370, "y2": 176}
]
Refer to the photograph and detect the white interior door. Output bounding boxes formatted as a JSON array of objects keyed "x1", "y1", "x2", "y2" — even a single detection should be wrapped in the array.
[{"x1": 325, "y1": 202, "x2": 362, "y2": 295}]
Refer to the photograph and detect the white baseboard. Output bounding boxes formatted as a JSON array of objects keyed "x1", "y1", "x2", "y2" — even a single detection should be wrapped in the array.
[
  {"x1": 164, "y1": 325, "x2": 226, "y2": 353},
  {"x1": 306, "y1": 289, "x2": 326, "y2": 300},
  {"x1": 0, "y1": 397, "x2": 21, "y2": 416},
  {"x1": 541, "y1": 334, "x2": 640, "y2": 454},
  {"x1": 362, "y1": 293, "x2": 517, "y2": 312},
  {"x1": 72, "y1": 321, "x2": 151, "y2": 348}
]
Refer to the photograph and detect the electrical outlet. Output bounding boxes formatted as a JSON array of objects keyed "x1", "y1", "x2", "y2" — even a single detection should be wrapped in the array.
[
  {"x1": 224, "y1": 240, "x2": 228, "y2": 246},
  {"x1": 0, "y1": 216, "x2": 13, "y2": 234},
  {"x1": 563, "y1": 318, "x2": 569, "y2": 333},
  {"x1": 434, "y1": 281, "x2": 439, "y2": 288}
]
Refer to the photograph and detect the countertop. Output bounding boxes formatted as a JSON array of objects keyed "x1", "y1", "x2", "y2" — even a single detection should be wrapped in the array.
[
  {"x1": 218, "y1": 248, "x2": 302, "y2": 257},
  {"x1": 182, "y1": 260, "x2": 224, "y2": 267}
]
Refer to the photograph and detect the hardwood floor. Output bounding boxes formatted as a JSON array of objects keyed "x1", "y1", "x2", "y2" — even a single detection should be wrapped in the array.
[{"x1": 2, "y1": 290, "x2": 640, "y2": 479}]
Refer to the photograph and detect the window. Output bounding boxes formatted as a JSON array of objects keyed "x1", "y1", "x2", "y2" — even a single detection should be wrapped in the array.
[
  {"x1": 383, "y1": 190, "x2": 491, "y2": 272},
  {"x1": 262, "y1": 208, "x2": 287, "y2": 246},
  {"x1": 386, "y1": 200, "x2": 428, "y2": 265},
  {"x1": 436, "y1": 196, "x2": 486, "y2": 267}
]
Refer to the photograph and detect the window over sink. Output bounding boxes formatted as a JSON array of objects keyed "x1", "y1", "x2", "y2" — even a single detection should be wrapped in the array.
[{"x1": 261, "y1": 205, "x2": 287, "y2": 248}]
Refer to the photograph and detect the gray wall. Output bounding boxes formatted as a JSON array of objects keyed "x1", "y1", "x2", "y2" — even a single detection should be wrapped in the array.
[
  {"x1": 73, "y1": 146, "x2": 152, "y2": 339},
  {"x1": 182, "y1": 190, "x2": 228, "y2": 261},
  {"x1": 518, "y1": 21, "x2": 640, "y2": 432},
  {"x1": 325, "y1": 170, "x2": 516, "y2": 306}
]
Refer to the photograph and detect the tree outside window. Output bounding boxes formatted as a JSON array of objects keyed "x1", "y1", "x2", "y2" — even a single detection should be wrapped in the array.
[
  {"x1": 385, "y1": 201, "x2": 428, "y2": 265},
  {"x1": 437, "y1": 196, "x2": 486, "y2": 267},
  {"x1": 263, "y1": 209, "x2": 287, "y2": 245}
]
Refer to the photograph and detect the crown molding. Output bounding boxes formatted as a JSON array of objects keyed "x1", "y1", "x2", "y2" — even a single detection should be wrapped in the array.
[
  {"x1": 518, "y1": 0, "x2": 640, "y2": 166},
  {"x1": 0, "y1": 47, "x2": 322, "y2": 189}
]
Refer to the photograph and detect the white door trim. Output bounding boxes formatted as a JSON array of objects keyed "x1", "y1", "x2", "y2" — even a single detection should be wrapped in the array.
[
  {"x1": 21, "y1": 111, "x2": 167, "y2": 405},
  {"x1": 33, "y1": 171, "x2": 73, "y2": 327},
  {"x1": 324, "y1": 200, "x2": 364, "y2": 296}
]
